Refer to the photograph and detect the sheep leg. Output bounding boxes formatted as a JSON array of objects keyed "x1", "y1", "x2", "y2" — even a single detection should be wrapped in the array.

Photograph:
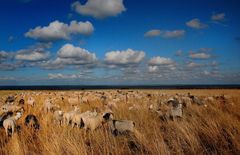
[
  {"x1": 72, "y1": 122, "x2": 75, "y2": 128},
  {"x1": 12, "y1": 125, "x2": 14, "y2": 136},
  {"x1": 5, "y1": 127, "x2": 8, "y2": 137}
]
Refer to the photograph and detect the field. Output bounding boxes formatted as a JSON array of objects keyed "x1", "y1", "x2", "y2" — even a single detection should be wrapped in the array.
[{"x1": 0, "y1": 89, "x2": 240, "y2": 155}]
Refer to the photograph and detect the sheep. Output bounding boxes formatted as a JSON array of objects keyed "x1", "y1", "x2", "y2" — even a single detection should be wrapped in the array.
[
  {"x1": 109, "y1": 120, "x2": 135, "y2": 136},
  {"x1": 81, "y1": 112, "x2": 113, "y2": 131},
  {"x1": 188, "y1": 93, "x2": 204, "y2": 105},
  {"x1": 170, "y1": 103, "x2": 183, "y2": 120},
  {"x1": 71, "y1": 110, "x2": 97, "y2": 128},
  {"x1": 18, "y1": 98, "x2": 25, "y2": 106},
  {"x1": 1, "y1": 104, "x2": 23, "y2": 113},
  {"x1": 165, "y1": 98, "x2": 183, "y2": 120},
  {"x1": 63, "y1": 106, "x2": 80, "y2": 125},
  {"x1": 53, "y1": 110, "x2": 64, "y2": 125},
  {"x1": 27, "y1": 97, "x2": 35, "y2": 107},
  {"x1": 0, "y1": 111, "x2": 13, "y2": 127},
  {"x1": 24, "y1": 114, "x2": 40, "y2": 130},
  {"x1": 43, "y1": 99, "x2": 60, "y2": 113},
  {"x1": 180, "y1": 96, "x2": 192, "y2": 107},
  {"x1": 81, "y1": 96, "x2": 89, "y2": 104},
  {"x1": 3, "y1": 110, "x2": 23, "y2": 136},
  {"x1": 5, "y1": 96, "x2": 15, "y2": 104}
]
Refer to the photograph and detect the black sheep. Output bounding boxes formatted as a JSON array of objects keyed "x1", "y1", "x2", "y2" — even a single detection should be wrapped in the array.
[{"x1": 24, "y1": 114, "x2": 40, "y2": 130}]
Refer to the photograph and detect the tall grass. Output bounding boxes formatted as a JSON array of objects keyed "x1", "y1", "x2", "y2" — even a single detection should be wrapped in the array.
[{"x1": 0, "y1": 89, "x2": 240, "y2": 155}]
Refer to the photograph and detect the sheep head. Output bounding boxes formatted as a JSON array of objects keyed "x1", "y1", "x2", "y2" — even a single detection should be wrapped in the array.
[{"x1": 102, "y1": 112, "x2": 114, "y2": 121}]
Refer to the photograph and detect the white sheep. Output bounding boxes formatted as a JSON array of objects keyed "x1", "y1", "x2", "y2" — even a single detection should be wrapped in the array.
[
  {"x1": 3, "y1": 110, "x2": 23, "y2": 136},
  {"x1": 27, "y1": 97, "x2": 35, "y2": 107},
  {"x1": 170, "y1": 103, "x2": 183, "y2": 119},
  {"x1": 109, "y1": 120, "x2": 135, "y2": 136},
  {"x1": 44, "y1": 99, "x2": 60, "y2": 113},
  {"x1": 63, "y1": 106, "x2": 80, "y2": 125},
  {"x1": 53, "y1": 110, "x2": 64, "y2": 125},
  {"x1": 81, "y1": 112, "x2": 113, "y2": 131},
  {"x1": 71, "y1": 110, "x2": 97, "y2": 128},
  {"x1": 1, "y1": 104, "x2": 22, "y2": 113}
]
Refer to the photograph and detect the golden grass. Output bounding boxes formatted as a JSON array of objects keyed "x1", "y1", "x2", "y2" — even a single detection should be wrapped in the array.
[{"x1": 0, "y1": 89, "x2": 240, "y2": 155}]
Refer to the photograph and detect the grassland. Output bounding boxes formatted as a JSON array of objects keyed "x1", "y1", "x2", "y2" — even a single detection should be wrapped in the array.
[{"x1": 0, "y1": 89, "x2": 240, "y2": 155}]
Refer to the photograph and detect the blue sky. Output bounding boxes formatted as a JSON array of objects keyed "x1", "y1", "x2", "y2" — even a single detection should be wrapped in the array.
[{"x1": 0, "y1": 0, "x2": 239, "y2": 85}]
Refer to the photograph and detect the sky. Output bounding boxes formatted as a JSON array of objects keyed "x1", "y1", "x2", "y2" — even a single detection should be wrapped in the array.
[{"x1": 0, "y1": 0, "x2": 240, "y2": 85}]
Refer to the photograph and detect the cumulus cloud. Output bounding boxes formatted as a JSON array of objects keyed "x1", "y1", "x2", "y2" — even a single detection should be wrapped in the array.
[
  {"x1": 148, "y1": 66, "x2": 159, "y2": 73},
  {"x1": 211, "y1": 13, "x2": 225, "y2": 22},
  {"x1": 162, "y1": 30, "x2": 185, "y2": 38},
  {"x1": 58, "y1": 44, "x2": 97, "y2": 64},
  {"x1": 41, "y1": 44, "x2": 97, "y2": 70},
  {"x1": 15, "y1": 51, "x2": 49, "y2": 61},
  {"x1": 0, "y1": 51, "x2": 9, "y2": 60},
  {"x1": 144, "y1": 29, "x2": 161, "y2": 37},
  {"x1": 189, "y1": 52, "x2": 211, "y2": 59},
  {"x1": 144, "y1": 29, "x2": 185, "y2": 38},
  {"x1": 0, "y1": 62, "x2": 23, "y2": 71},
  {"x1": 48, "y1": 73, "x2": 80, "y2": 80},
  {"x1": 48, "y1": 72, "x2": 94, "y2": 80},
  {"x1": 25, "y1": 20, "x2": 94, "y2": 41},
  {"x1": 202, "y1": 70, "x2": 219, "y2": 77},
  {"x1": 187, "y1": 62, "x2": 202, "y2": 68},
  {"x1": 148, "y1": 56, "x2": 175, "y2": 66},
  {"x1": 15, "y1": 43, "x2": 51, "y2": 61},
  {"x1": 148, "y1": 56, "x2": 176, "y2": 73},
  {"x1": 186, "y1": 18, "x2": 208, "y2": 29},
  {"x1": 71, "y1": 0, "x2": 126, "y2": 19},
  {"x1": 104, "y1": 49, "x2": 145, "y2": 67}
]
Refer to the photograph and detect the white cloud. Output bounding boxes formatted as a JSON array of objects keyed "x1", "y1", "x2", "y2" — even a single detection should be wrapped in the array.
[
  {"x1": 148, "y1": 66, "x2": 158, "y2": 73},
  {"x1": 58, "y1": 44, "x2": 97, "y2": 63},
  {"x1": 15, "y1": 43, "x2": 51, "y2": 61},
  {"x1": 104, "y1": 49, "x2": 145, "y2": 66},
  {"x1": 144, "y1": 29, "x2": 185, "y2": 38},
  {"x1": 144, "y1": 29, "x2": 161, "y2": 37},
  {"x1": 211, "y1": 13, "x2": 225, "y2": 22},
  {"x1": 148, "y1": 56, "x2": 176, "y2": 73},
  {"x1": 189, "y1": 52, "x2": 211, "y2": 59},
  {"x1": 25, "y1": 20, "x2": 94, "y2": 41},
  {"x1": 15, "y1": 50, "x2": 49, "y2": 61},
  {"x1": 0, "y1": 62, "x2": 23, "y2": 71},
  {"x1": 0, "y1": 51, "x2": 9, "y2": 60},
  {"x1": 186, "y1": 18, "x2": 208, "y2": 29},
  {"x1": 148, "y1": 56, "x2": 174, "y2": 65},
  {"x1": 202, "y1": 70, "x2": 219, "y2": 77},
  {"x1": 48, "y1": 73, "x2": 80, "y2": 80},
  {"x1": 187, "y1": 62, "x2": 201, "y2": 68},
  {"x1": 71, "y1": 0, "x2": 126, "y2": 19},
  {"x1": 41, "y1": 44, "x2": 97, "y2": 70},
  {"x1": 162, "y1": 30, "x2": 185, "y2": 38}
]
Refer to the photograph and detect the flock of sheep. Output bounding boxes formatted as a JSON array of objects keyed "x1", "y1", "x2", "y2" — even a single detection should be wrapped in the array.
[{"x1": 0, "y1": 90, "x2": 231, "y2": 139}]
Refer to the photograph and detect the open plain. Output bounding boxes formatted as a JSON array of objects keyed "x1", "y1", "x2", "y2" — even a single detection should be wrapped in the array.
[{"x1": 0, "y1": 89, "x2": 240, "y2": 155}]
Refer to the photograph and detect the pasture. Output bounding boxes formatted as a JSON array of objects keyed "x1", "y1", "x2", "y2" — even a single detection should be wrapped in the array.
[{"x1": 0, "y1": 89, "x2": 240, "y2": 155}]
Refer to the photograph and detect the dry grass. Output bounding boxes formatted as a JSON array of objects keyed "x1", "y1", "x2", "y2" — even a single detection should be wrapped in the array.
[{"x1": 0, "y1": 89, "x2": 240, "y2": 155}]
